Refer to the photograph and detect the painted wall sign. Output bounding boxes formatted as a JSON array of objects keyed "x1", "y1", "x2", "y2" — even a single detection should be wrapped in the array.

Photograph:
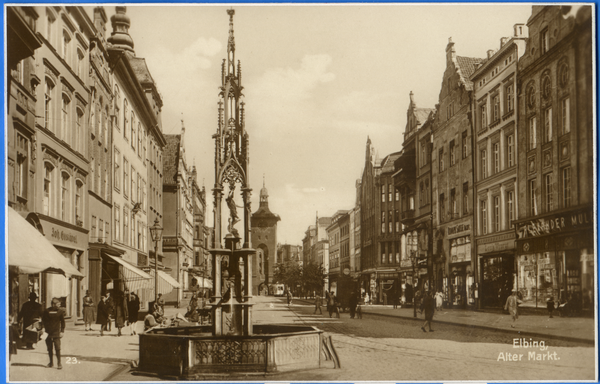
[{"x1": 516, "y1": 208, "x2": 593, "y2": 239}]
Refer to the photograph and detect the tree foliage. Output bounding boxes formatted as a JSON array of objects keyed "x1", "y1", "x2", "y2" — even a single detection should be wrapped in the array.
[{"x1": 273, "y1": 260, "x2": 326, "y2": 295}]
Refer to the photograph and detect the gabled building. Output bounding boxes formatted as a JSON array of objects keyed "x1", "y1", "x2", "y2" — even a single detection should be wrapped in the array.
[
  {"x1": 514, "y1": 5, "x2": 593, "y2": 312},
  {"x1": 326, "y1": 210, "x2": 349, "y2": 295},
  {"x1": 431, "y1": 38, "x2": 483, "y2": 309},
  {"x1": 394, "y1": 92, "x2": 435, "y2": 304},
  {"x1": 359, "y1": 137, "x2": 379, "y2": 299},
  {"x1": 471, "y1": 24, "x2": 527, "y2": 309},
  {"x1": 163, "y1": 122, "x2": 195, "y2": 306}
]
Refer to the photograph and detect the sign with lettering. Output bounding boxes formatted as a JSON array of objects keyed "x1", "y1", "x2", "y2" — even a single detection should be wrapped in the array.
[
  {"x1": 448, "y1": 223, "x2": 471, "y2": 236},
  {"x1": 516, "y1": 208, "x2": 592, "y2": 239},
  {"x1": 51, "y1": 227, "x2": 78, "y2": 244}
]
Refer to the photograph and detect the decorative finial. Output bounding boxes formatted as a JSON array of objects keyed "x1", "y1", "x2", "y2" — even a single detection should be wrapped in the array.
[{"x1": 263, "y1": 173, "x2": 265, "y2": 188}]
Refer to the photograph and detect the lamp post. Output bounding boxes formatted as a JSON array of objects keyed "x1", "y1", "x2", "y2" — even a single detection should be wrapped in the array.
[
  {"x1": 150, "y1": 217, "x2": 163, "y2": 304},
  {"x1": 410, "y1": 250, "x2": 417, "y2": 318}
]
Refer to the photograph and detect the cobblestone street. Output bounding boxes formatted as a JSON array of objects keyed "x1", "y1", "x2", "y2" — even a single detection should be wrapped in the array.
[{"x1": 105, "y1": 295, "x2": 595, "y2": 381}]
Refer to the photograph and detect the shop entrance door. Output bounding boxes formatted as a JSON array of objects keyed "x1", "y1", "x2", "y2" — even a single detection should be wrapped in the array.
[{"x1": 480, "y1": 255, "x2": 514, "y2": 308}]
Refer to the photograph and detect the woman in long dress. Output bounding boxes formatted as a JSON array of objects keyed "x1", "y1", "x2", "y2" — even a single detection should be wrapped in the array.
[
  {"x1": 83, "y1": 290, "x2": 95, "y2": 331},
  {"x1": 96, "y1": 296, "x2": 109, "y2": 336}
]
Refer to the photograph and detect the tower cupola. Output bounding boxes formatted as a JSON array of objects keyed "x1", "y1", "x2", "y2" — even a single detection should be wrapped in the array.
[{"x1": 108, "y1": 6, "x2": 135, "y2": 54}]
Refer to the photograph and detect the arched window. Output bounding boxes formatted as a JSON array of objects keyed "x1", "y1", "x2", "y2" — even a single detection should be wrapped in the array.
[
  {"x1": 123, "y1": 99, "x2": 129, "y2": 140},
  {"x1": 61, "y1": 94, "x2": 71, "y2": 144},
  {"x1": 131, "y1": 112, "x2": 136, "y2": 149},
  {"x1": 75, "y1": 179, "x2": 83, "y2": 225},
  {"x1": 77, "y1": 48, "x2": 84, "y2": 78},
  {"x1": 61, "y1": 172, "x2": 71, "y2": 222},
  {"x1": 75, "y1": 107, "x2": 84, "y2": 154},
  {"x1": 43, "y1": 162, "x2": 54, "y2": 216},
  {"x1": 45, "y1": 79, "x2": 55, "y2": 131},
  {"x1": 62, "y1": 30, "x2": 71, "y2": 64}
]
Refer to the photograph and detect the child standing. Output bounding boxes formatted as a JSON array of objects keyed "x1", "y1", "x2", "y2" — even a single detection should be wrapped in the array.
[{"x1": 547, "y1": 296, "x2": 556, "y2": 318}]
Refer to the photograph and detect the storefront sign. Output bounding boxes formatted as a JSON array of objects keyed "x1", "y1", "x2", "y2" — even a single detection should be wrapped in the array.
[
  {"x1": 448, "y1": 223, "x2": 470, "y2": 236},
  {"x1": 516, "y1": 208, "x2": 593, "y2": 239},
  {"x1": 51, "y1": 227, "x2": 78, "y2": 244},
  {"x1": 479, "y1": 240, "x2": 514, "y2": 254}
]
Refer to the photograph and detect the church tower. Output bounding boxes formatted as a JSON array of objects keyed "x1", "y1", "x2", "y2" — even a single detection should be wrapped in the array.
[{"x1": 251, "y1": 178, "x2": 280, "y2": 295}]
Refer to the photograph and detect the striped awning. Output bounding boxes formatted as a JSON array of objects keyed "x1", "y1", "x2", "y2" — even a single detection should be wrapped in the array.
[
  {"x1": 107, "y1": 255, "x2": 152, "y2": 292},
  {"x1": 148, "y1": 269, "x2": 181, "y2": 295}
]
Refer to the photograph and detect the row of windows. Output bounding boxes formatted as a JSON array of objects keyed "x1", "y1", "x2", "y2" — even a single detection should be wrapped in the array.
[
  {"x1": 528, "y1": 168, "x2": 571, "y2": 217},
  {"x1": 46, "y1": 9, "x2": 86, "y2": 79},
  {"x1": 44, "y1": 78, "x2": 85, "y2": 154},
  {"x1": 527, "y1": 98, "x2": 570, "y2": 151},
  {"x1": 114, "y1": 87, "x2": 149, "y2": 164},
  {"x1": 438, "y1": 131, "x2": 468, "y2": 172},
  {"x1": 478, "y1": 83, "x2": 514, "y2": 131},
  {"x1": 438, "y1": 183, "x2": 470, "y2": 223},
  {"x1": 381, "y1": 184, "x2": 400, "y2": 203},
  {"x1": 381, "y1": 210, "x2": 401, "y2": 234},
  {"x1": 479, "y1": 190, "x2": 515, "y2": 235},
  {"x1": 113, "y1": 204, "x2": 147, "y2": 252},
  {"x1": 480, "y1": 133, "x2": 515, "y2": 180},
  {"x1": 43, "y1": 162, "x2": 84, "y2": 225},
  {"x1": 114, "y1": 147, "x2": 148, "y2": 211},
  {"x1": 380, "y1": 241, "x2": 401, "y2": 264}
]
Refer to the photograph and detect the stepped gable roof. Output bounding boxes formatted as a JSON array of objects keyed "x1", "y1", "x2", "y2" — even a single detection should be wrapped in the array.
[
  {"x1": 456, "y1": 56, "x2": 484, "y2": 90},
  {"x1": 163, "y1": 134, "x2": 181, "y2": 185},
  {"x1": 415, "y1": 108, "x2": 435, "y2": 124}
]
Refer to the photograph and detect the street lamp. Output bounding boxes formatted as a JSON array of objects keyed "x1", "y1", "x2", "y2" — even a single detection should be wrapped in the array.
[
  {"x1": 150, "y1": 217, "x2": 163, "y2": 303},
  {"x1": 410, "y1": 250, "x2": 417, "y2": 318}
]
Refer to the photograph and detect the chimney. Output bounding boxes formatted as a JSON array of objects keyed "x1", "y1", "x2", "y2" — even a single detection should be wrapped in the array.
[
  {"x1": 500, "y1": 37, "x2": 509, "y2": 47},
  {"x1": 487, "y1": 49, "x2": 495, "y2": 59},
  {"x1": 514, "y1": 23, "x2": 526, "y2": 37}
]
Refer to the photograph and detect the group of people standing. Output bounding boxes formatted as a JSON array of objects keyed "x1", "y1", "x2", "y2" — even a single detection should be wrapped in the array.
[{"x1": 82, "y1": 289, "x2": 141, "y2": 336}]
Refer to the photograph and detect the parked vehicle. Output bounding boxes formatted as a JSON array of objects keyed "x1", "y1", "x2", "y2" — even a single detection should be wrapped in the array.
[{"x1": 269, "y1": 284, "x2": 285, "y2": 297}]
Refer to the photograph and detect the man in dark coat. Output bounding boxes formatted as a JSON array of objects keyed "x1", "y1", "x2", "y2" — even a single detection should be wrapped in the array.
[
  {"x1": 18, "y1": 292, "x2": 43, "y2": 349},
  {"x1": 349, "y1": 292, "x2": 358, "y2": 319},
  {"x1": 96, "y1": 296, "x2": 110, "y2": 336},
  {"x1": 105, "y1": 291, "x2": 114, "y2": 331},
  {"x1": 420, "y1": 291, "x2": 435, "y2": 332},
  {"x1": 41, "y1": 298, "x2": 65, "y2": 369},
  {"x1": 113, "y1": 290, "x2": 128, "y2": 336},
  {"x1": 127, "y1": 292, "x2": 141, "y2": 335}
]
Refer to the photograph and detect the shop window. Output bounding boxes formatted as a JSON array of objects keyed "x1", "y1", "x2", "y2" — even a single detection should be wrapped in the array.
[{"x1": 517, "y1": 253, "x2": 558, "y2": 308}]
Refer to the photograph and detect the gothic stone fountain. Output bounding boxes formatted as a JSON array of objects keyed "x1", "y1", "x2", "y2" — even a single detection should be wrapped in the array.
[{"x1": 136, "y1": 10, "x2": 323, "y2": 379}]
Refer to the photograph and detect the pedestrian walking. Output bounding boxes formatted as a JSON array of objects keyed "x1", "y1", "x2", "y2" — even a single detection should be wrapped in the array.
[
  {"x1": 18, "y1": 292, "x2": 43, "y2": 349},
  {"x1": 114, "y1": 290, "x2": 128, "y2": 336},
  {"x1": 157, "y1": 293, "x2": 166, "y2": 311},
  {"x1": 393, "y1": 292, "x2": 400, "y2": 309},
  {"x1": 547, "y1": 296, "x2": 556, "y2": 319},
  {"x1": 96, "y1": 295, "x2": 110, "y2": 336},
  {"x1": 434, "y1": 291, "x2": 444, "y2": 311},
  {"x1": 127, "y1": 292, "x2": 141, "y2": 335},
  {"x1": 349, "y1": 291, "x2": 358, "y2": 319},
  {"x1": 328, "y1": 293, "x2": 337, "y2": 318},
  {"x1": 105, "y1": 291, "x2": 114, "y2": 331},
  {"x1": 420, "y1": 291, "x2": 435, "y2": 332},
  {"x1": 314, "y1": 294, "x2": 323, "y2": 314},
  {"x1": 286, "y1": 290, "x2": 293, "y2": 306},
  {"x1": 82, "y1": 290, "x2": 95, "y2": 331},
  {"x1": 41, "y1": 298, "x2": 65, "y2": 369},
  {"x1": 504, "y1": 289, "x2": 523, "y2": 328}
]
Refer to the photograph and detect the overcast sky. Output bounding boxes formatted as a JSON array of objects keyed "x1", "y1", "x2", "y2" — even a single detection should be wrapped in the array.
[{"x1": 91, "y1": 4, "x2": 533, "y2": 244}]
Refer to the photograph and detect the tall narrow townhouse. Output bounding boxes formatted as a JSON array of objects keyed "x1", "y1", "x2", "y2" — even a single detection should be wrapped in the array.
[
  {"x1": 163, "y1": 122, "x2": 196, "y2": 306},
  {"x1": 359, "y1": 137, "x2": 378, "y2": 300},
  {"x1": 352, "y1": 179, "x2": 362, "y2": 279},
  {"x1": 326, "y1": 210, "x2": 349, "y2": 295},
  {"x1": 375, "y1": 152, "x2": 402, "y2": 304},
  {"x1": 30, "y1": 6, "x2": 95, "y2": 316},
  {"x1": 431, "y1": 39, "x2": 483, "y2": 309},
  {"x1": 394, "y1": 92, "x2": 435, "y2": 303},
  {"x1": 190, "y1": 165, "x2": 211, "y2": 296},
  {"x1": 515, "y1": 6, "x2": 593, "y2": 313},
  {"x1": 105, "y1": 6, "x2": 167, "y2": 308},
  {"x1": 315, "y1": 216, "x2": 332, "y2": 294},
  {"x1": 471, "y1": 25, "x2": 527, "y2": 310},
  {"x1": 6, "y1": 6, "x2": 43, "y2": 316}
]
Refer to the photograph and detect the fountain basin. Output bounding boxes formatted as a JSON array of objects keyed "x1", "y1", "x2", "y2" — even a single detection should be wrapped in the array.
[{"x1": 138, "y1": 324, "x2": 323, "y2": 378}]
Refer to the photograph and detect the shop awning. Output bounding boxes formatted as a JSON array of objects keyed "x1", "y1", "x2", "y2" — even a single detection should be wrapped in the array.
[
  {"x1": 105, "y1": 255, "x2": 152, "y2": 292},
  {"x1": 148, "y1": 269, "x2": 181, "y2": 295},
  {"x1": 7, "y1": 208, "x2": 84, "y2": 277}
]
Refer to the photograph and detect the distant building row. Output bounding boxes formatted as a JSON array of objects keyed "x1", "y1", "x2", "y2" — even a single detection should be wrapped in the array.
[{"x1": 302, "y1": 6, "x2": 593, "y2": 312}]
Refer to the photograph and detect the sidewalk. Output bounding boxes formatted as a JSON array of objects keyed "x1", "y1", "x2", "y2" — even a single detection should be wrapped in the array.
[
  {"x1": 9, "y1": 318, "x2": 141, "y2": 382},
  {"x1": 297, "y1": 298, "x2": 596, "y2": 344}
]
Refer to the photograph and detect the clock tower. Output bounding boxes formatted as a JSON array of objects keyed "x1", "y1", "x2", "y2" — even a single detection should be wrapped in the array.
[{"x1": 251, "y1": 179, "x2": 280, "y2": 295}]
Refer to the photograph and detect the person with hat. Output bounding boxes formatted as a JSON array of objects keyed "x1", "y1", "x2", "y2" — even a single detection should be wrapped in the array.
[
  {"x1": 504, "y1": 289, "x2": 523, "y2": 328},
  {"x1": 420, "y1": 291, "x2": 435, "y2": 332},
  {"x1": 18, "y1": 292, "x2": 43, "y2": 349},
  {"x1": 41, "y1": 297, "x2": 65, "y2": 369},
  {"x1": 82, "y1": 290, "x2": 95, "y2": 331}
]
